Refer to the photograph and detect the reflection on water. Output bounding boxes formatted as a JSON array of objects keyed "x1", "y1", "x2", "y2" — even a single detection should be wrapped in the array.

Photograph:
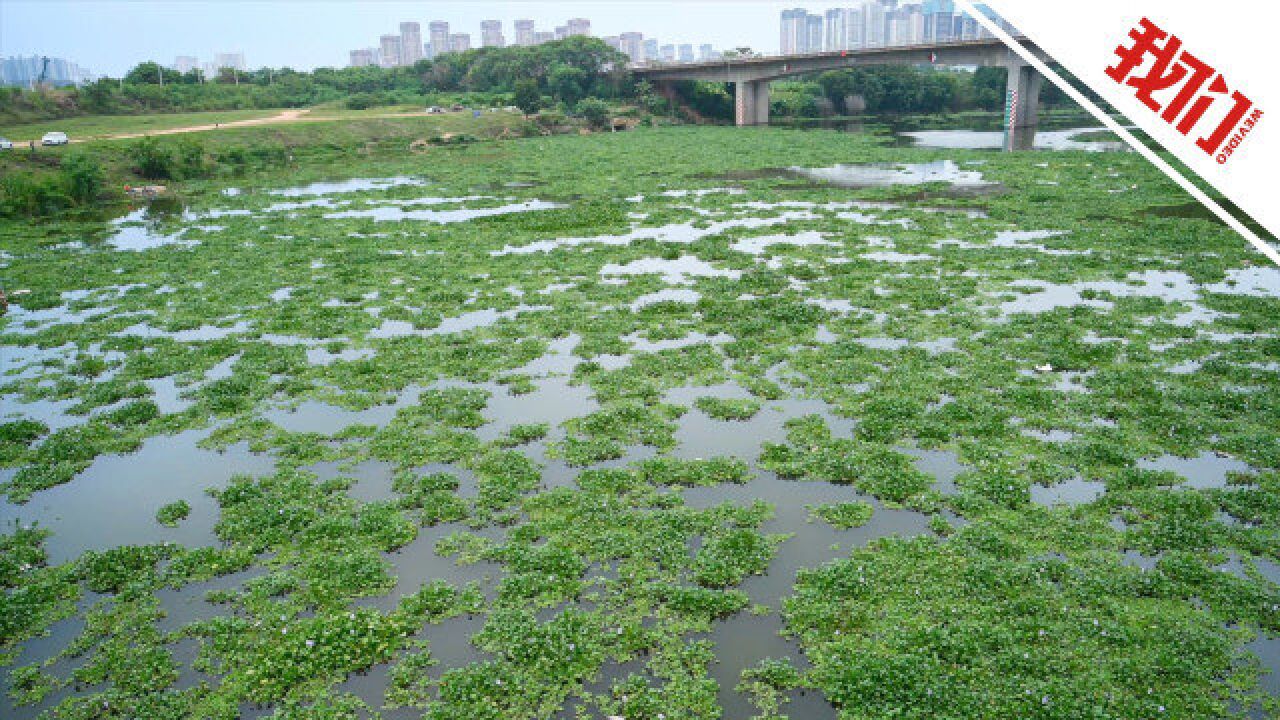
[
  {"x1": 904, "y1": 127, "x2": 1130, "y2": 152},
  {"x1": 269, "y1": 176, "x2": 428, "y2": 197},
  {"x1": 0, "y1": 430, "x2": 274, "y2": 565},
  {"x1": 325, "y1": 199, "x2": 562, "y2": 223},
  {"x1": 790, "y1": 160, "x2": 994, "y2": 188},
  {"x1": 1136, "y1": 451, "x2": 1253, "y2": 490}
]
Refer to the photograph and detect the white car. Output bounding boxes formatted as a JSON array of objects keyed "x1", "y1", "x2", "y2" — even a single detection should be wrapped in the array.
[
  {"x1": 41, "y1": 131, "x2": 69, "y2": 146},
  {"x1": 0, "y1": 137, "x2": 12, "y2": 150}
]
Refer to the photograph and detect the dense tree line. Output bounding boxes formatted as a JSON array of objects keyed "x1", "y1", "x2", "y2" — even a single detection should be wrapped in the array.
[{"x1": 0, "y1": 37, "x2": 630, "y2": 123}]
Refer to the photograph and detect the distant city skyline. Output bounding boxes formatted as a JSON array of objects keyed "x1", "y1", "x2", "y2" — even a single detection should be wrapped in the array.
[
  {"x1": 347, "y1": 15, "x2": 721, "y2": 70},
  {"x1": 0, "y1": 1, "x2": 980, "y2": 76}
]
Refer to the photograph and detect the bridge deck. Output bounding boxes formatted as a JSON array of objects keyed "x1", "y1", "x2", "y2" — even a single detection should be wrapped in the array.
[{"x1": 633, "y1": 36, "x2": 1033, "y2": 77}]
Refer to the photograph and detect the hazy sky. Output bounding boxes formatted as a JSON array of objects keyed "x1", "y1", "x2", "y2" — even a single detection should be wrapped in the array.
[{"x1": 0, "y1": 1, "x2": 866, "y2": 75}]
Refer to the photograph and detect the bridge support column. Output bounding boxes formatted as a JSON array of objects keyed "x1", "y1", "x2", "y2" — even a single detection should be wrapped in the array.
[
  {"x1": 1004, "y1": 62, "x2": 1042, "y2": 150},
  {"x1": 735, "y1": 80, "x2": 770, "y2": 127}
]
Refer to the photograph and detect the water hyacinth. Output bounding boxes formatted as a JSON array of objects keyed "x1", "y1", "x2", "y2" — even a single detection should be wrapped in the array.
[{"x1": 0, "y1": 123, "x2": 1277, "y2": 719}]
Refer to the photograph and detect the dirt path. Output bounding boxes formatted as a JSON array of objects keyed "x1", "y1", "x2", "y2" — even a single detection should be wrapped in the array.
[
  {"x1": 89, "y1": 109, "x2": 311, "y2": 141},
  {"x1": 50, "y1": 107, "x2": 485, "y2": 145}
]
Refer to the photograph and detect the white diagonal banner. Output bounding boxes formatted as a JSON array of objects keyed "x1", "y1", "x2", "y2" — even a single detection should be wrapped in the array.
[{"x1": 959, "y1": 0, "x2": 1279, "y2": 266}]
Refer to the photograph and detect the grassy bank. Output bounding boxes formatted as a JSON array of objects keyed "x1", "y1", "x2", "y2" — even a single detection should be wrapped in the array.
[{"x1": 0, "y1": 109, "x2": 569, "y2": 218}]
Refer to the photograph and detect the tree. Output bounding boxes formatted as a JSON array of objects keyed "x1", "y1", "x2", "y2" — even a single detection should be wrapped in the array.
[
  {"x1": 548, "y1": 64, "x2": 588, "y2": 106},
  {"x1": 575, "y1": 97, "x2": 610, "y2": 129},
  {"x1": 818, "y1": 71, "x2": 857, "y2": 113},
  {"x1": 513, "y1": 79, "x2": 541, "y2": 116},
  {"x1": 79, "y1": 79, "x2": 119, "y2": 114},
  {"x1": 125, "y1": 61, "x2": 181, "y2": 85}
]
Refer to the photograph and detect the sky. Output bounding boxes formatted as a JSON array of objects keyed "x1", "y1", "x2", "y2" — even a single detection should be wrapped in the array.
[{"x1": 0, "y1": 0, "x2": 869, "y2": 76}]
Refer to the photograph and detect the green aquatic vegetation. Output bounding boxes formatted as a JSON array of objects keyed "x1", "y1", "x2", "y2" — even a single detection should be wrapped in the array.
[
  {"x1": 738, "y1": 658, "x2": 804, "y2": 720},
  {"x1": 495, "y1": 422, "x2": 550, "y2": 447},
  {"x1": 808, "y1": 501, "x2": 875, "y2": 529},
  {"x1": 0, "y1": 527, "x2": 77, "y2": 663},
  {"x1": 161, "y1": 545, "x2": 256, "y2": 585},
  {"x1": 692, "y1": 529, "x2": 787, "y2": 588},
  {"x1": 155, "y1": 499, "x2": 191, "y2": 527},
  {"x1": 76, "y1": 544, "x2": 172, "y2": 594},
  {"x1": 695, "y1": 395, "x2": 762, "y2": 421},
  {"x1": 0, "y1": 419, "x2": 48, "y2": 463},
  {"x1": 636, "y1": 456, "x2": 751, "y2": 487},
  {"x1": 0, "y1": 523, "x2": 49, "y2": 587},
  {"x1": 559, "y1": 401, "x2": 685, "y2": 452},
  {"x1": 384, "y1": 642, "x2": 437, "y2": 708},
  {"x1": 2, "y1": 124, "x2": 1279, "y2": 717},
  {"x1": 391, "y1": 470, "x2": 469, "y2": 524},
  {"x1": 784, "y1": 527, "x2": 1273, "y2": 719},
  {"x1": 760, "y1": 432, "x2": 935, "y2": 506}
]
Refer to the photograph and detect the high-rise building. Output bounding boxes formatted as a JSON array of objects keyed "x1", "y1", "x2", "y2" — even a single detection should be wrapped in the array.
[
  {"x1": 845, "y1": 9, "x2": 865, "y2": 49},
  {"x1": 677, "y1": 44, "x2": 694, "y2": 63},
  {"x1": 698, "y1": 44, "x2": 715, "y2": 61},
  {"x1": 660, "y1": 44, "x2": 676, "y2": 62},
  {"x1": 780, "y1": 8, "x2": 805, "y2": 55},
  {"x1": 515, "y1": 19, "x2": 535, "y2": 46},
  {"x1": 533, "y1": 31, "x2": 556, "y2": 45},
  {"x1": 805, "y1": 14, "x2": 824, "y2": 53},
  {"x1": 1, "y1": 55, "x2": 93, "y2": 87},
  {"x1": 603, "y1": 36, "x2": 621, "y2": 51},
  {"x1": 824, "y1": 9, "x2": 846, "y2": 51},
  {"x1": 348, "y1": 48, "x2": 377, "y2": 67},
  {"x1": 174, "y1": 56, "x2": 199, "y2": 73},
  {"x1": 399, "y1": 22, "x2": 423, "y2": 65},
  {"x1": 428, "y1": 21, "x2": 450, "y2": 58},
  {"x1": 555, "y1": 26, "x2": 569, "y2": 40},
  {"x1": 619, "y1": 32, "x2": 644, "y2": 63},
  {"x1": 863, "y1": 3, "x2": 886, "y2": 47},
  {"x1": 450, "y1": 34, "x2": 471, "y2": 53},
  {"x1": 567, "y1": 18, "x2": 592, "y2": 36},
  {"x1": 643, "y1": 39, "x2": 660, "y2": 62},
  {"x1": 481, "y1": 20, "x2": 505, "y2": 47},
  {"x1": 378, "y1": 35, "x2": 402, "y2": 66},
  {"x1": 214, "y1": 52, "x2": 246, "y2": 71},
  {"x1": 781, "y1": 8, "x2": 826, "y2": 54},
  {"x1": 904, "y1": 6, "x2": 926, "y2": 44}
]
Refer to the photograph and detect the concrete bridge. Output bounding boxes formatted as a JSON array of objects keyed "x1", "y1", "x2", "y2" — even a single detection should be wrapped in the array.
[{"x1": 633, "y1": 38, "x2": 1049, "y2": 150}]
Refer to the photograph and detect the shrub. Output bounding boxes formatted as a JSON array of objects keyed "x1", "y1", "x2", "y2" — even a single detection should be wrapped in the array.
[
  {"x1": 0, "y1": 172, "x2": 69, "y2": 217},
  {"x1": 575, "y1": 97, "x2": 610, "y2": 129},
  {"x1": 345, "y1": 93, "x2": 379, "y2": 110},
  {"x1": 58, "y1": 150, "x2": 104, "y2": 205},
  {"x1": 133, "y1": 136, "x2": 176, "y2": 180},
  {"x1": 174, "y1": 138, "x2": 207, "y2": 178}
]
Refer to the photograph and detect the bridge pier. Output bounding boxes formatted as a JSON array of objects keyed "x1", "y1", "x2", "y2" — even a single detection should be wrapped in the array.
[
  {"x1": 1004, "y1": 61, "x2": 1042, "y2": 151},
  {"x1": 734, "y1": 80, "x2": 770, "y2": 126}
]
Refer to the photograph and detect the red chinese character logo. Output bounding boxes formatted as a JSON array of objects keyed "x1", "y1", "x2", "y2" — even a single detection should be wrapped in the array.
[{"x1": 1106, "y1": 18, "x2": 1262, "y2": 162}]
